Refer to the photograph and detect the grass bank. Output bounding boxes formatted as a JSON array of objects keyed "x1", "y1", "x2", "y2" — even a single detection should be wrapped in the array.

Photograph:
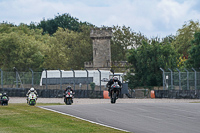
[{"x1": 0, "y1": 103, "x2": 126, "y2": 133}]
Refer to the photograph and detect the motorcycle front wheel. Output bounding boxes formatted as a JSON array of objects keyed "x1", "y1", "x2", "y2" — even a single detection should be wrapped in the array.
[
  {"x1": 111, "y1": 93, "x2": 117, "y2": 104},
  {"x1": 66, "y1": 98, "x2": 72, "y2": 105},
  {"x1": 29, "y1": 100, "x2": 36, "y2": 106}
]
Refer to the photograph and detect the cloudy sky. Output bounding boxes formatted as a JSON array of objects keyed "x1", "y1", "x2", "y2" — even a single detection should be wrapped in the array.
[{"x1": 0, "y1": 0, "x2": 200, "y2": 38}]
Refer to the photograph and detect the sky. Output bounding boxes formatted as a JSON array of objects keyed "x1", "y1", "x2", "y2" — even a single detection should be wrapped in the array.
[{"x1": 0, "y1": 0, "x2": 200, "y2": 38}]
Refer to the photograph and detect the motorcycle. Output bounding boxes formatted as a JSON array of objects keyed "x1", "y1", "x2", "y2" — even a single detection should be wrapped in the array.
[
  {"x1": 28, "y1": 92, "x2": 37, "y2": 106},
  {"x1": 1, "y1": 95, "x2": 8, "y2": 106},
  {"x1": 110, "y1": 82, "x2": 121, "y2": 104},
  {"x1": 64, "y1": 89, "x2": 73, "y2": 105}
]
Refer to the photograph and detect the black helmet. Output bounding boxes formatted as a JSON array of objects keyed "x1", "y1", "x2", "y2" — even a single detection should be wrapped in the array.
[
  {"x1": 113, "y1": 77, "x2": 118, "y2": 82},
  {"x1": 66, "y1": 86, "x2": 72, "y2": 90},
  {"x1": 3, "y1": 93, "x2": 7, "y2": 96}
]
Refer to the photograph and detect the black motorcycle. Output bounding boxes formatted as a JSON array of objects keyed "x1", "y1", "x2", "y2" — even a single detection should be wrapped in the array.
[
  {"x1": 64, "y1": 89, "x2": 73, "y2": 105},
  {"x1": 110, "y1": 82, "x2": 121, "y2": 104}
]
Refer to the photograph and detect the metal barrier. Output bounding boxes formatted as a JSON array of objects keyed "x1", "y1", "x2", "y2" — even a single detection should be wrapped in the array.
[
  {"x1": 0, "y1": 69, "x2": 123, "y2": 98},
  {"x1": 159, "y1": 68, "x2": 200, "y2": 99},
  {"x1": 0, "y1": 69, "x2": 100, "y2": 91},
  {"x1": 0, "y1": 88, "x2": 104, "y2": 98}
]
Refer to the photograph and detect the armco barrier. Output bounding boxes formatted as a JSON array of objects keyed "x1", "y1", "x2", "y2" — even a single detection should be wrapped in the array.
[
  {"x1": 0, "y1": 88, "x2": 104, "y2": 98},
  {"x1": 2, "y1": 87, "x2": 200, "y2": 99},
  {"x1": 154, "y1": 90, "x2": 200, "y2": 99}
]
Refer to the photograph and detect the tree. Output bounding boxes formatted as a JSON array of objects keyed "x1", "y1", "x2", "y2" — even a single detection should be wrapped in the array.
[
  {"x1": 42, "y1": 36, "x2": 69, "y2": 70},
  {"x1": 172, "y1": 20, "x2": 200, "y2": 58},
  {"x1": 66, "y1": 26, "x2": 93, "y2": 69},
  {"x1": 0, "y1": 32, "x2": 44, "y2": 71},
  {"x1": 43, "y1": 26, "x2": 92, "y2": 70},
  {"x1": 36, "y1": 13, "x2": 93, "y2": 35},
  {"x1": 126, "y1": 39, "x2": 178, "y2": 89},
  {"x1": 185, "y1": 32, "x2": 200, "y2": 68},
  {"x1": 0, "y1": 23, "x2": 48, "y2": 71},
  {"x1": 111, "y1": 25, "x2": 147, "y2": 62}
]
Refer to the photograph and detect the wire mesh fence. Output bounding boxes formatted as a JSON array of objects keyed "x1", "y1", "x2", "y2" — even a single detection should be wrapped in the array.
[
  {"x1": 0, "y1": 70, "x2": 106, "y2": 98},
  {"x1": 164, "y1": 71, "x2": 200, "y2": 90},
  {"x1": 0, "y1": 69, "x2": 131, "y2": 98},
  {"x1": 0, "y1": 70, "x2": 96, "y2": 91},
  {"x1": 158, "y1": 68, "x2": 200, "y2": 99}
]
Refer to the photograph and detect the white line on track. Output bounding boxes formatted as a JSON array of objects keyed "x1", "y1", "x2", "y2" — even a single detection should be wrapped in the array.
[{"x1": 38, "y1": 106, "x2": 130, "y2": 133}]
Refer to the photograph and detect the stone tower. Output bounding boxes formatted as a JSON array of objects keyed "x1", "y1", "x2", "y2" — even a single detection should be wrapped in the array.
[{"x1": 84, "y1": 27, "x2": 112, "y2": 70}]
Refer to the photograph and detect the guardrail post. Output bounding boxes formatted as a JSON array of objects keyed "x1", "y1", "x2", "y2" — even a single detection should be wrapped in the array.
[
  {"x1": 29, "y1": 68, "x2": 34, "y2": 87},
  {"x1": 184, "y1": 68, "x2": 189, "y2": 90},
  {"x1": 43, "y1": 69, "x2": 48, "y2": 89},
  {"x1": 58, "y1": 69, "x2": 62, "y2": 90},
  {"x1": 160, "y1": 68, "x2": 165, "y2": 90},
  {"x1": 176, "y1": 68, "x2": 181, "y2": 90},
  {"x1": 192, "y1": 68, "x2": 197, "y2": 95},
  {"x1": 168, "y1": 68, "x2": 173, "y2": 90},
  {"x1": 0, "y1": 69, "x2": 3, "y2": 89},
  {"x1": 85, "y1": 69, "x2": 89, "y2": 92},
  {"x1": 13, "y1": 67, "x2": 19, "y2": 89},
  {"x1": 97, "y1": 69, "x2": 101, "y2": 92},
  {"x1": 71, "y1": 69, "x2": 75, "y2": 90}
]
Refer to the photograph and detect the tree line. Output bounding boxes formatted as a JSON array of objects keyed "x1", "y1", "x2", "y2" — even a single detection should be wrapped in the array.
[{"x1": 0, "y1": 13, "x2": 200, "y2": 89}]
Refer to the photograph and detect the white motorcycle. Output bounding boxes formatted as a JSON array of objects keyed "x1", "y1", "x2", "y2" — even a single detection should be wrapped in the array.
[{"x1": 28, "y1": 92, "x2": 37, "y2": 106}]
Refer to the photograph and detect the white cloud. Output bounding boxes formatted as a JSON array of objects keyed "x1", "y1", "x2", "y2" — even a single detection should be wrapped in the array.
[
  {"x1": 0, "y1": 0, "x2": 200, "y2": 38},
  {"x1": 157, "y1": 0, "x2": 194, "y2": 25}
]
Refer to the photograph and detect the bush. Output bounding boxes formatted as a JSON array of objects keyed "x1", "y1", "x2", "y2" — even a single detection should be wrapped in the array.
[{"x1": 90, "y1": 82, "x2": 95, "y2": 91}]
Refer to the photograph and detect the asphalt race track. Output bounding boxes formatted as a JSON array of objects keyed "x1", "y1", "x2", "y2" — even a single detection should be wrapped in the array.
[{"x1": 39, "y1": 102, "x2": 200, "y2": 133}]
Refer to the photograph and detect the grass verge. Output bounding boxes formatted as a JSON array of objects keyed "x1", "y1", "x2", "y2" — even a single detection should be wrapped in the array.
[{"x1": 0, "y1": 103, "x2": 126, "y2": 133}]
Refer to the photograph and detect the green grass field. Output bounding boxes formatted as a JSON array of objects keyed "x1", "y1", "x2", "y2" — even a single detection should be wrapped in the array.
[{"x1": 0, "y1": 103, "x2": 126, "y2": 133}]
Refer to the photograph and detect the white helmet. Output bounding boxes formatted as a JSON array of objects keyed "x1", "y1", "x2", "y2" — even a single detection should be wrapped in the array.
[{"x1": 30, "y1": 87, "x2": 35, "y2": 92}]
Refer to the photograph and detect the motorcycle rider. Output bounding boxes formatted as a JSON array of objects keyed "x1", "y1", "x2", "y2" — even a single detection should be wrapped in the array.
[
  {"x1": 26, "y1": 87, "x2": 38, "y2": 103},
  {"x1": 1, "y1": 92, "x2": 9, "y2": 105},
  {"x1": 63, "y1": 86, "x2": 74, "y2": 103},
  {"x1": 106, "y1": 76, "x2": 122, "y2": 97},
  {"x1": 63, "y1": 86, "x2": 74, "y2": 95}
]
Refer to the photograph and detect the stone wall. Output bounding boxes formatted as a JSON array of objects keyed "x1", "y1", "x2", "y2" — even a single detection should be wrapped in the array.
[{"x1": 85, "y1": 27, "x2": 112, "y2": 70}]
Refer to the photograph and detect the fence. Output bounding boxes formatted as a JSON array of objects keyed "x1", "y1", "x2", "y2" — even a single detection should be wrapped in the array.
[
  {"x1": 0, "y1": 69, "x2": 101, "y2": 91},
  {"x1": 158, "y1": 68, "x2": 200, "y2": 99},
  {"x1": 0, "y1": 69, "x2": 130, "y2": 98}
]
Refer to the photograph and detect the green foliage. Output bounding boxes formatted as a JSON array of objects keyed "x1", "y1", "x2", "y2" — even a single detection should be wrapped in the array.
[
  {"x1": 162, "y1": 35, "x2": 176, "y2": 44},
  {"x1": 1, "y1": 13, "x2": 200, "y2": 90},
  {"x1": 66, "y1": 26, "x2": 93, "y2": 69},
  {"x1": 42, "y1": 26, "x2": 92, "y2": 70},
  {"x1": 111, "y1": 25, "x2": 147, "y2": 62},
  {"x1": 172, "y1": 20, "x2": 200, "y2": 57},
  {"x1": 185, "y1": 32, "x2": 200, "y2": 68},
  {"x1": 90, "y1": 82, "x2": 95, "y2": 91},
  {"x1": 36, "y1": 13, "x2": 94, "y2": 35},
  {"x1": 0, "y1": 23, "x2": 47, "y2": 71},
  {"x1": 0, "y1": 19, "x2": 92, "y2": 71},
  {"x1": 126, "y1": 39, "x2": 178, "y2": 89}
]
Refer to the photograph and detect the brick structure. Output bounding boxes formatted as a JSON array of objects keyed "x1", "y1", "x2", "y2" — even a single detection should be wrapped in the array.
[{"x1": 85, "y1": 27, "x2": 112, "y2": 70}]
